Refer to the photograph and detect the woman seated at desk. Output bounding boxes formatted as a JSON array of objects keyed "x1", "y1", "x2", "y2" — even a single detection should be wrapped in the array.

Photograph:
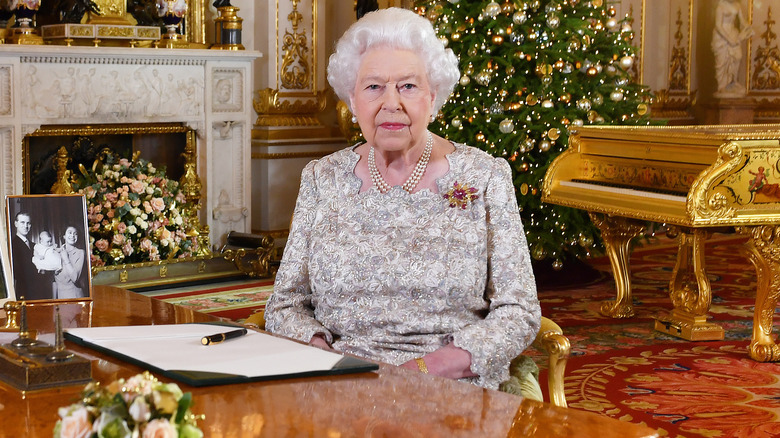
[{"x1": 265, "y1": 7, "x2": 541, "y2": 390}]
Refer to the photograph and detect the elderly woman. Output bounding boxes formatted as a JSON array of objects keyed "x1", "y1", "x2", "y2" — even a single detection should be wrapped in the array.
[{"x1": 265, "y1": 7, "x2": 541, "y2": 390}]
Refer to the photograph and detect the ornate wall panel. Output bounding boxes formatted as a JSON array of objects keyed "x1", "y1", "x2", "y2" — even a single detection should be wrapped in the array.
[
  {"x1": 748, "y1": 2, "x2": 780, "y2": 122},
  {"x1": 0, "y1": 66, "x2": 11, "y2": 117}
]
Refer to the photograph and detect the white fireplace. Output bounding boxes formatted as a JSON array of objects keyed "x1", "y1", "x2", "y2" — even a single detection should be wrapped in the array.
[{"x1": 0, "y1": 45, "x2": 261, "y2": 250}]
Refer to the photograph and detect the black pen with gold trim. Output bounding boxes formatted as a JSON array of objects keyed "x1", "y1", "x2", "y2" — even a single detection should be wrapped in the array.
[{"x1": 201, "y1": 328, "x2": 248, "y2": 345}]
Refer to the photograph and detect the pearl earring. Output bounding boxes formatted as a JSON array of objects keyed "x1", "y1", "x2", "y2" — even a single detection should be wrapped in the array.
[{"x1": 351, "y1": 116, "x2": 357, "y2": 123}]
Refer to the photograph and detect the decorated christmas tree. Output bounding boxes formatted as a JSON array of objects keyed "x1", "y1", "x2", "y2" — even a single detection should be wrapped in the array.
[{"x1": 414, "y1": 0, "x2": 654, "y2": 270}]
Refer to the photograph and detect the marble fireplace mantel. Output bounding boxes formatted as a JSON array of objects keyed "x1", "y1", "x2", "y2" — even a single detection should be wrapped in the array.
[{"x1": 0, "y1": 45, "x2": 261, "y2": 250}]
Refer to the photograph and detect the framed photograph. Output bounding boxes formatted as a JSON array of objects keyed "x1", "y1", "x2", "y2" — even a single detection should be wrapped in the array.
[
  {"x1": 0, "y1": 222, "x2": 13, "y2": 305},
  {"x1": 5, "y1": 195, "x2": 92, "y2": 302}
]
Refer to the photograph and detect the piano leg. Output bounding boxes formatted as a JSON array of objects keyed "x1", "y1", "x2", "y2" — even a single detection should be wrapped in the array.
[
  {"x1": 589, "y1": 213, "x2": 646, "y2": 318},
  {"x1": 739, "y1": 225, "x2": 780, "y2": 362},
  {"x1": 654, "y1": 228, "x2": 724, "y2": 341}
]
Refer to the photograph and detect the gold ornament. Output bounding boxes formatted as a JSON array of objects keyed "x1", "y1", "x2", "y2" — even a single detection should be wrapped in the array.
[
  {"x1": 525, "y1": 94, "x2": 539, "y2": 105},
  {"x1": 637, "y1": 103, "x2": 649, "y2": 115},
  {"x1": 492, "y1": 35, "x2": 504, "y2": 45},
  {"x1": 476, "y1": 132, "x2": 485, "y2": 142},
  {"x1": 547, "y1": 128, "x2": 560, "y2": 140},
  {"x1": 520, "y1": 183, "x2": 529, "y2": 195},
  {"x1": 520, "y1": 162, "x2": 530, "y2": 172}
]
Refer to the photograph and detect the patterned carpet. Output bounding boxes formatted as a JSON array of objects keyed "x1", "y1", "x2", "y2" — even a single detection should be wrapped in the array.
[
  {"x1": 145, "y1": 278, "x2": 273, "y2": 322},
  {"x1": 534, "y1": 233, "x2": 780, "y2": 438},
  {"x1": 146, "y1": 233, "x2": 780, "y2": 437}
]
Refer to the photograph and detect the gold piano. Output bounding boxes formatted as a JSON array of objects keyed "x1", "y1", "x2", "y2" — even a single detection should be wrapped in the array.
[{"x1": 542, "y1": 124, "x2": 780, "y2": 362}]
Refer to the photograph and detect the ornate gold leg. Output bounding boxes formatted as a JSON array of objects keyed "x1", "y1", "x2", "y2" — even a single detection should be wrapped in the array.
[
  {"x1": 737, "y1": 225, "x2": 780, "y2": 362},
  {"x1": 589, "y1": 213, "x2": 646, "y2": 318},
  {"x1": 654, "y1": 228, "x2": 724, "y2": 341}
]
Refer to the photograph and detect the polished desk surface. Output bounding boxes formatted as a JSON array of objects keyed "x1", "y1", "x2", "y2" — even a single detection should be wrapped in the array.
[{"x1": 0, "y1": 286, "x2": 658, "y2": 437}]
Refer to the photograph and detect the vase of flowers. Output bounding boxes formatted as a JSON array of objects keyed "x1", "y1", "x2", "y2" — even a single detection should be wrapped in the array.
[
  {"x1": 54, "y1": 372, "x2": 203, "y2": 438},
  {"x1": 72, "y1": 152, "x2": 201, "y2": 267}
]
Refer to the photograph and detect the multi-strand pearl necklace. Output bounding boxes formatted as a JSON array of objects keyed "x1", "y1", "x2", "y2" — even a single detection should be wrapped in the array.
[{"x1": 368, "y1": 132, "x2": 433, "y2": 194}]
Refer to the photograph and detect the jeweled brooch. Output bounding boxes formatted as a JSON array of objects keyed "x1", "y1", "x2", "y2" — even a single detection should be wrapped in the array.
[{"x1": 443, "y1": 181, "x2": 479, "y2": 209}]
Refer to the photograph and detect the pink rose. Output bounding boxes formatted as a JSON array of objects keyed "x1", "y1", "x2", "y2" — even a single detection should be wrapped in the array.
[
  {"x1": 117, "y1": 222, "x2": 127, "y2": 233},
  {"x1": 112, "y1": 234, "x2": 125, "y2": 246},
  {"x1": 95, "y1": 239, "x2": 109, "y2": 252},
  {"x1": 139, "y1": 239, "x2": 153, "y2": 251},
  {"x1": 122, "y1": 242, "x2": 134, "y2": 256},
  {"x1": 130, "y1": 180, "x2": 146, "y2": 194},
  {"x1": 150, "y1": 198, "x2": 166, "y2": 212},
  {"x1": 141, "y1": 419, "x2": 177, "y2": 438},
  {"x1": 58, "y1": 407, "x2": 92, "y2": 438}
]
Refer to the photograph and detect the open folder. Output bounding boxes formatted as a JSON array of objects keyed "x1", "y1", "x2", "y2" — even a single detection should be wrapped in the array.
[{"x1": 65, "y1": 323, "x2": 379, "y2": 387}]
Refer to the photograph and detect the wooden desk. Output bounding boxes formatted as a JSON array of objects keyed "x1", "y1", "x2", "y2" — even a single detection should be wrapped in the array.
[{"x1": 0, "y1": 286, "x2": 658, "y2": 437}]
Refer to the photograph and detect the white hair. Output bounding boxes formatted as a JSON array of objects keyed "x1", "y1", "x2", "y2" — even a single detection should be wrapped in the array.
[{"x1": 327, "y1": 7, "x2": 460, "y2": 115}]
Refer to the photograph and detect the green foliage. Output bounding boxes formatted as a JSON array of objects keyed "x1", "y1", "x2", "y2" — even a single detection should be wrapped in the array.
[{"x1": 414, "y1": 0, "x2": 654, "y2": 268}]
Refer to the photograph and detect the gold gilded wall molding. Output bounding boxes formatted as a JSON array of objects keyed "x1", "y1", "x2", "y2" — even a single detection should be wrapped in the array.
[
  {"x1": 281, "y1": 0, "x2": 311, "y2": 90},
  {"x1": 669, "y1": 7, "x2": 689, "y2": 91},
  {"x1": 253, "y1": 87, "x2": 327, "y2": 126},
  {"x1": 751, "y1": 6, "x2": 780, "y2": 90}
]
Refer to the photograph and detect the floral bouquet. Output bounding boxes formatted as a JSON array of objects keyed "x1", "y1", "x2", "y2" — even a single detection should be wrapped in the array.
[
  {"x1": 54, "y1": 372, "x2": 203, "y2": 438},
  {"x1": 72, "y1": 152, "x2": 201, "y2": 267}
]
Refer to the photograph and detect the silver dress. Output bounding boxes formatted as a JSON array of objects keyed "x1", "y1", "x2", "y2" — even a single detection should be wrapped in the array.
[{"x1": 265, "y1": 142, "x2": 541, "y2": 389}]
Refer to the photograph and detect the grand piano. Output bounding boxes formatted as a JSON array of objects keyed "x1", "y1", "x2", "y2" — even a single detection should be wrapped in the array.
[{"x1": 542, "y1": 124, "x2": 780, "y2": 362}]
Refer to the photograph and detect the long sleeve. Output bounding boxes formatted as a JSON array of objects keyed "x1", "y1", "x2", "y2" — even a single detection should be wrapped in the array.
[
  {"x1": 450, "y1": 157, "x2": 541, "y2": 388},
  {"x1": 265, "y1": 160, "x2": 334, "y2": 344}
]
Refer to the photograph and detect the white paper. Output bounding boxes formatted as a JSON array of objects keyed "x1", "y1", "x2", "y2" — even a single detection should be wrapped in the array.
[{"x1": 65, "y1": 324, "x2": 351, "y2": 378}]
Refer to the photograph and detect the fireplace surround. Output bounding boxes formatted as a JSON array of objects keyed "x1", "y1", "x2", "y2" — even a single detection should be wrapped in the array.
[{"x1": 0, "y1": 45, "x2": 261, "y2": 252}]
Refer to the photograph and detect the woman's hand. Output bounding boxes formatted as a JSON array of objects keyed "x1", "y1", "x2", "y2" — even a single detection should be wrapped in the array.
[
  {"x1": 401, "y1": 343, "x2": 478, "y2": 379},
  {"x1": 309, "y1": 333, "x2": 333, "y2": 351}
]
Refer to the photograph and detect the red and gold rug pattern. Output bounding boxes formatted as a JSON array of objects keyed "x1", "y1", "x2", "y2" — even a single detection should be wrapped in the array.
[{"x1": 146, "y1": 278, "x2": 273, "y2": 322}]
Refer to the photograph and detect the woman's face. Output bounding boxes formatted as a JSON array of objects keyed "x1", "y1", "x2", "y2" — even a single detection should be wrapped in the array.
[
  {"x1": 64, "y1": 227, "x2": 78, "y2": 245},
  {"x1": 350, "y1": 47, "x2": 435, "y2": 153}
]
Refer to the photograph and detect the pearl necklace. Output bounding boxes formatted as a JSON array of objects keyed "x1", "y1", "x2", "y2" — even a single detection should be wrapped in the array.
[{"x1": 368, "y1": 132, "x2": 433, "y2": 194}]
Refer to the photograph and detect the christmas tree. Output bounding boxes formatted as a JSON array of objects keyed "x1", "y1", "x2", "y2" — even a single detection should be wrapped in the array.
[{"x1": 414, "y1": 0, "x2": 654, "y2": 270}]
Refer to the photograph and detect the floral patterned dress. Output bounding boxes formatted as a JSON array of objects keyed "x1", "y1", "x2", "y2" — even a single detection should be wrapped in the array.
[{"x1": 265, "y1": 142, "x2": 541, "y2": 389}]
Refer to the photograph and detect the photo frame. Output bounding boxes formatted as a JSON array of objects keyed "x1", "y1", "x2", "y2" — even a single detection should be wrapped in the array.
[
  {"x1": 0, "y1": 222, "x2": 13, "y2": 305},
  {"x1": 5, "y1": 195, "x2": 92, "y2": 303}
]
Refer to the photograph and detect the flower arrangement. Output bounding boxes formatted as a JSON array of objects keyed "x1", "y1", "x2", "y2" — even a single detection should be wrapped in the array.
[
  {"x1": 54, "y1": 372, "x2": 203, "y2": 438},
  {"x1": 72, "y1": 152, "x2": 201, "y2": 267}
]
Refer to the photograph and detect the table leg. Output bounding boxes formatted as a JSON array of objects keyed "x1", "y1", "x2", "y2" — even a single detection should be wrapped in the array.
[
  {"x1": 589, "y1": 213, "x2": 645, "y2": 318},
  {"x1": 654, "y1": 228, "x2": 724, "y2": 341},
  {"x1": 738, "y1": 225, "x2": 780, "y2": 362}
]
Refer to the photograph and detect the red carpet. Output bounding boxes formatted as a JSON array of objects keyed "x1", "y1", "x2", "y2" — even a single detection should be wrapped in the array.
[{"x1": 534, "y1": 233, "x2": 780, "y2": 437}]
